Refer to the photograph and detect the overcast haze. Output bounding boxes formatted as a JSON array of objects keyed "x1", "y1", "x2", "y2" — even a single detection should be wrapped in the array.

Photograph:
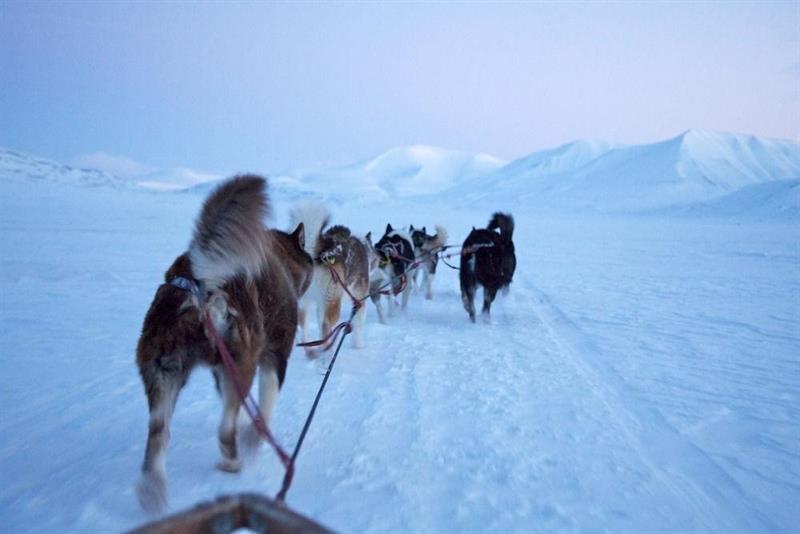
[{"x1": 1, "y1": 1, "x2": 798, "y2": 176}]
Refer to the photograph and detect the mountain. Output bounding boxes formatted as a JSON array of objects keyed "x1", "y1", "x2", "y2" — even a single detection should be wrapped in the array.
[
  {"x1": 5, "y1": 131, "x2": 799, "y2": 218},
  {"x1": 0, "y1": 147, "x2": 129, "y2": 189},
  {"x1": 450, "y1": 130, "x2": 800, "y2": 212},
  {"x1": 289, "y1": 145, "x2": 505, "y2": 202},
  {"x1": 134, "y1": 167, "x2": 222, "y2": 191}
]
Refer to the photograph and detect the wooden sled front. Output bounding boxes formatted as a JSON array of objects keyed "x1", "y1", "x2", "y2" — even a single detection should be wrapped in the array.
[{"x1": 129, "y1": 493, "x2": 332, "y2": 534}]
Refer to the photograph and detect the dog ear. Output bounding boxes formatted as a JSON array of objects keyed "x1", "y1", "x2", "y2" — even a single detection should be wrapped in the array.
[
  {"x1": 410, "y1": 224, "x2": 415, "y2": 231},
  {"x1": 292, "y1": 222, "x2": 305, "y2": 250},
  {"x1": 365, "y1": 231, "x2": 372, "y2": 245},
  {"x1": 422, "y1": 226, "x2": 426, "y2": 234},
  {"x1": 472, "y1": 226, "x2": 476, "y2": 231},
  {"x1": 386, "y1": 223, "x2": 393, "y2": 234}
]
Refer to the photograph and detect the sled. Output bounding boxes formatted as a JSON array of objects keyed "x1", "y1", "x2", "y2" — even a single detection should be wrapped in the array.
[{"x1": 129, "y1": 493, "x2": 331, "y2": 534}]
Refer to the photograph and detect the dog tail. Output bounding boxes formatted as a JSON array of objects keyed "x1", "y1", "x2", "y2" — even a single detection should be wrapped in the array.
[
  {"x1": 432, "y1": 224, "x2": 449, "y2": 248},
  {"x1": 488, "y1": 212, "x2": 514, "y2": 241},
  {"x1": 189, "y1": 174, "x2": 269, "y2": 287},
  {"x1": 289, "y1": 200, "x2": 330, "y2": 258}
]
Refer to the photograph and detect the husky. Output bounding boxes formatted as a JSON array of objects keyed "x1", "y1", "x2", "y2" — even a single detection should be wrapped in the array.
[
  {"x1": 460, "y1": 212, "x2": 516, "y2": 322},
  {"x1": 290, "y1": 202, "x2": 370, "y2": 351},
  {"x1": 409, "y1": 224, "x2": 448, "y2": 300},
  {"x1": 135, "y1": 176, "x2": 313, "y2": 513},
  {"x1": 371, "y1": 224, "x2": 415, "y2": 322}
]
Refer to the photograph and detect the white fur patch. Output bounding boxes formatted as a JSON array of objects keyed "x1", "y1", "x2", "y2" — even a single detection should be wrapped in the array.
[{"x1": 289, "y1": 200, "x2": 331, "y2": 257}]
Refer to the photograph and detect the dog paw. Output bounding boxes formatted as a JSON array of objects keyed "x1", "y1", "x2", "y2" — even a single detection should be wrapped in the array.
[
  {"x1": 216, "y1": 458, "x2": 242, "y2": 473},
  {"x1": 136, "y1": 471, "x2": 168, "y2": 514}
]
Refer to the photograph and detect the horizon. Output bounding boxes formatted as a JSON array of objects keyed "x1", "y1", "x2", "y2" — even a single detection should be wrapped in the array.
[
  {"x1": 2, "y1": 2, "x2": 798, "y2": 178},
  {"x1": 2, "y1": 127, "x2": 799, "y2": 185}
]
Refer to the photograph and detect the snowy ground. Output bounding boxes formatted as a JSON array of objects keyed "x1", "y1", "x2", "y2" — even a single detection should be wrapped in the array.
[{"x1": 1, "y1": 178, "x2": 798, "y2": 532}]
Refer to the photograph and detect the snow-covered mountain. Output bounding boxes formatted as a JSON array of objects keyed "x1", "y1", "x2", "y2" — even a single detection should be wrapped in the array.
[
  {"x1": 450, "y1": 130, "x2": 800, "y2": 212},
  {"x1": 285, "y1": 145, "x2": 505, "y2": 202},
  {"x1": 181, "y1": 145, "x2": 505, "y2": 203},
  {"x1": 134, "y1": 167, "x2": 222, "y2": 191},
  {"x1": 0, "y1": 147, "x2": 129, "y2": 189},
  {"x1": 5, "y1": 131, "x2": 799, "y2": 217}
]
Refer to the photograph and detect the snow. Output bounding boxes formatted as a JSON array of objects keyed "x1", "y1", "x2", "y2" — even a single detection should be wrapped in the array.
[
  {"x1": 0, "y1": 147, "x2": 130, "y2": 189},
  {"x1": 134, "y1": 167, "x2": 223, "y2": 191},
  {"x1": 657, "y1": 179, "x2": 800, "y2": 221},
  {"x1": 1, "y1": 136, "x2": 799, "y2": 532},
  {"x1": 287, "y1": 145, "x2": 506, "y2": 202},
  {"x1": 453, "y1": 130, "x2": 800, "y2": 213}
]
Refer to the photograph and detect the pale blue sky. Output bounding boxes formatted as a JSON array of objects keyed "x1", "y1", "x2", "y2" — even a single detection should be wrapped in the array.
[{"x1": 1, "y1": 1, "x2": 798, "y2": 176}]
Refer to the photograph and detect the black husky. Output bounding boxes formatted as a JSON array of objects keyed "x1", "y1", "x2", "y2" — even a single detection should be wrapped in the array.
[
  {"x1": 460, "y1": 213, "x2": 516, "y2": 322},
  {"x1": 371, "y1": 224, "x2": 415, "y2": 322}
]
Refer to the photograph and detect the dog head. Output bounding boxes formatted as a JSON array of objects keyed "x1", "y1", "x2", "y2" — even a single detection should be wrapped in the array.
[
  {"x1": 409, "y1": 224, "x2": 429, "y2": 250},
  {"x1": 317, "y1": 225, "x2": 352, "y2": 266},
  {"x1": 375, "y1": 223, "x2": 415, "y2": 276}
]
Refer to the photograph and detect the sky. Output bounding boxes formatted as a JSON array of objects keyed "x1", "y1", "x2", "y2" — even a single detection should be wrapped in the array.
[{"x1": 1, "y1": 1, "x2": 798, "y2": 178}]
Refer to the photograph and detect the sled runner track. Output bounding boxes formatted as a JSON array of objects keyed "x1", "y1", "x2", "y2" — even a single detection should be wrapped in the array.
[{"x1": 519, "y1": 275, "x2": 776, "y2": 532}]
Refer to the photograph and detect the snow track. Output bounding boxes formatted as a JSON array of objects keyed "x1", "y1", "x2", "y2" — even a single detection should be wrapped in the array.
[
  {"x1": 524, "y1": 278, "x2": 775, "y2": 532},
  {"x1": 1, "y1": 180, "x2": 797, "y2": 532}
]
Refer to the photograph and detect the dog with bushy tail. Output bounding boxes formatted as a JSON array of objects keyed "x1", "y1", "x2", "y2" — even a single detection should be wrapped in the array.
[
  {"x1": 135, "y1": 176, "x2": 312, "y2": 513},
  {"x1": 460, "y1": 212, "x2": 516, "y2": 322}
]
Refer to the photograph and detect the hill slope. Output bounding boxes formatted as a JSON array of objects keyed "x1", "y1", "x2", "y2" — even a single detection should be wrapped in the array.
[
  {"x1": 0, "y1": 147, "x2": 129, "y2": 189},
  {"x1": 449, "y1": 131, "x2": 800, "y2": 213}
]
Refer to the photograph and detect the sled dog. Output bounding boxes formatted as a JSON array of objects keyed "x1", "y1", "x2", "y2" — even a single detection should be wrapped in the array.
[
  {"x1": 371, "y1": 224, "x2": 415, "y2": 322},
  {"x1": 290, "y1": 202, "x2": 370, "y2": 350},
  {"x1": 135, "y1": 176, "x2": 313, "y2": 512},
  {"x1": 460, "y1": 212, "x2": 516, "y2": 322},
  {"x1": 409, "y1": 224, "x2": 448, "y2": 300}
]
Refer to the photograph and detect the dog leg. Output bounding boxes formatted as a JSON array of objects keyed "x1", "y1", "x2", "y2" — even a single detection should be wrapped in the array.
[
  {"x1": 482, "y1": 286, "x2": 498, "y2": 319},
  {"x1": 425, "y1": 269, "x2": 435, "y2": 300},
  {"x1": 258, "y1": 362, "x2": 280, "y2": 425},
  {"x1": 461, "y1": 283, "x2": 477, "y2": 323},
  {"x1": 401, "y1": 281, "x2": 412, "y2": 310},
  {"x1": 298, "y1": 304, "x2": 309, "y2": 343},
  {"x1": 351, "y1": 300, "x2": 367, "y2": 348},
  {"x1": 322, "y1": 298, "x2": 342, "y2": 337},
  {"x1": 137, "y1": 356, "x2": 184, "y2": 513},
  {"x1": 316, "y1": 291, "x2": 328, "y2": 338},
  {"x1": 370, "y1": 291, "x2": 386, "y2": 324},
  {"x1": 215, "y1": 361, "x2": 255, "y2": 473}
]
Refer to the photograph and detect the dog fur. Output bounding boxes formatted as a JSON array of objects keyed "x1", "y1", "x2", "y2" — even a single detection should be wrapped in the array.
[
  {"x1": 371, "y1": 224, "x2": 415, "y2": 322},
  {"x1": 460, "y1": 212, "x2": 516, "y2": 322},
  {"x1": 135, "y1": 175, "x2": 313, "y2": 513},
  {"x1": 409, "y1": 224, "x2": 448, "y2": 300},
  {"x1": 290, "y1": 202, "x2": 370, "y2": 351}
]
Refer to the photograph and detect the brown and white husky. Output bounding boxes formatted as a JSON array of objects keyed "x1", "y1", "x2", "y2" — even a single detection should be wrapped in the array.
[
  {"x1": 290, "y1": 202, "x2": 370, "y2": 351},
  {"x1": 409, "y1": 224, "x2": 448, "y2": 300},
  {"x1": 135, "y1": 176, "x2": 313, "y2": 513}
]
